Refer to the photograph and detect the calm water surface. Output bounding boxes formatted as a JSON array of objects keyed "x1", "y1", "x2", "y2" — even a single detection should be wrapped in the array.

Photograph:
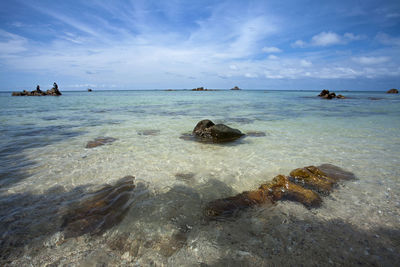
[{"x1": 0, "y1": 90, "x2": 399, "y2": 266}]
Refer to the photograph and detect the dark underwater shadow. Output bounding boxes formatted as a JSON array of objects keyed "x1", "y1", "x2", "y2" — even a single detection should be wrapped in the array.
[
  {"x1": 1, "y1": 168, "x2": 399, "y2": 266},
  {"x1": 0, "y1": 123, "x2": 87, "y2": 188},
  {"x1": 0, "y1": 175, "x2": 136, "y2": 264}
]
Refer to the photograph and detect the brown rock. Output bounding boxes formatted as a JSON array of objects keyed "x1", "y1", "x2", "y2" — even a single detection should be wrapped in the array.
[
  {"x1": 86, "y1": 137, "x2": 117, "y2": 148},
  {"x1": 289, "y1": 166, "x2": 336, "y2": 194},
  {"x1": 386, "y1": 88, "x2": 398, "y2": 94},
  {"x1": 205, "y1": 164, "x2": 353, "y2": 218},
  {"x1": 61, "y1": 176, "x2": 135, "y2": 237}
]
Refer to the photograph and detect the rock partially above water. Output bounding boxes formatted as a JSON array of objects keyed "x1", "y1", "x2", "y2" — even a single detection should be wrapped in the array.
[
  {"x1": 318, "y1": 89, "x2": 344, "y2": 99},
  {"x1": 86, "y1": 137, "x2": 116, "y2": 148},
  {"x1": 231, "y1": 86, "x2": 240, "y2": 90},
  {"x1": 12, "y1": 84, "x2": 62, "y2": 96},
  {"x1": 205, "y1": 164, "x2": 354, "y2": 217},
  {"x1": 191, "y1": 87, "x2": 217, "y2": 91},
  {"x1": 192, "y1": 119, "x2": 245, "y2": 143},
  {"x1": 386, "y1": 88, "x2": 398, "y2": 94},
  {"x1": 61, "y1": 176, "x2": 135, "y2": 237}
]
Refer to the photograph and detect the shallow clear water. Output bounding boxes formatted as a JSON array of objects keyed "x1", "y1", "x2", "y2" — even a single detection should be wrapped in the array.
[{"x1": 0, "y1": 90, "x2": 399, "y2": 266}]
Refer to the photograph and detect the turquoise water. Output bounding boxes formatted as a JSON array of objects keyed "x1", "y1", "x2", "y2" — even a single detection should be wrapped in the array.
[{"x1": 0, "y1": 90, "x2": 399, "y2": 265}]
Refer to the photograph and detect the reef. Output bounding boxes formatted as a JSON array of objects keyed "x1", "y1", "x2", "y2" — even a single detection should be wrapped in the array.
[
  {"x1": 85, "y1": 137, "x2": 117, "y2": 148},
  {"x1": 205, "y1": 164, "x2": 354, "y2": 217},
  {"x1": 61, "y1": 176, "x2": 135, "y2": 237}
]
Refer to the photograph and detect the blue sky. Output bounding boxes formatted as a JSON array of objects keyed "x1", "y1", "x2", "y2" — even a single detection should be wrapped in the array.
[{"x1": 0, "y1": 0, "x2": 399, "y2": 91}]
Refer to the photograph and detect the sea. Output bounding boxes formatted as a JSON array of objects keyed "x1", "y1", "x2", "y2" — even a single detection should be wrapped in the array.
[{"x1": 0, "y1": 90, "x2": 399, "y2": 266}]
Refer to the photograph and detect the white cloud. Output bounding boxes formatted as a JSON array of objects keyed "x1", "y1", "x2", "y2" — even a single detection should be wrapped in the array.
[
  {"x1": 311, "y1": 31, "x2": 342, "y2": 46},
  {"x1": 300, "y1": 59, "x2": 312, "y2": 67},
  {"x1": 245, "y1": 73, "x2": 258, "y2": 78},
  {"x1": 294, "y1": 31, "x2": 365, "y2": 48},
  {"x1": 229, "y1": 64, "x2": 238, "y2": 70},
  {"x1": 344, "y1": 32, "x2": 365, "y2": 41},
  {"x1": 352, "y1": 56, "x2": 390, "y2": 65},
  {"x1": 292, "y1": 40, "x2": 306, "y2": 48},
  {"x1": 262, "y1": 46, "x2": 282, "y2": 53},
  {"x1": 268, "y1": 55, "x2": 279, "y2": 60}
]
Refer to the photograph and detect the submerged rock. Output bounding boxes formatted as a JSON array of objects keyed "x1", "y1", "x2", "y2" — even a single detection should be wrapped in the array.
[
  {"x1": 137, "y1": 129, "x2": 160, "y2": 136},
  {"x1": 192, "y1": 119, "x2": 244, "y2": 143},
  {"x1": 246, "y1": 131, "x2": 267, "y2": 137},
  {"x1": 386, "y1": 88, "x2": 398, "y2": 94},
  {"x1": 86, "y1": 137, "x2": 116, "y2": 148},
  {"x1": 205, "y1": 164, "x2": 354, "y2": 218},
  {"x1": 61, "y1": 176, "x2": 135, "y2": 237}
]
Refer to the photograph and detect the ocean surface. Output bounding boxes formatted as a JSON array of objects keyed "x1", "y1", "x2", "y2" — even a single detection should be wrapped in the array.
[{"x1": 0, "y1": 90, "x2": 399, "y2": 266}]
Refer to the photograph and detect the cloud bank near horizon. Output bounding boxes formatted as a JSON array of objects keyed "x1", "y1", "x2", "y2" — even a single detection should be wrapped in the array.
[{"x1": 0, "y1": 0, "x2": 399, "y2": 90}]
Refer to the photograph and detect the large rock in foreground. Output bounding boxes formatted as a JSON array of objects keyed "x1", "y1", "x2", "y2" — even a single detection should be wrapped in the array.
[
  {"x1": 61, "y1": 176, "x2": 135, "y2": 237},
  {"x1": 386, "y1": 88, "x2": 398, "y2": 94},
  {"x1": 205, "y1": 164, "x2": 354, "y2": 217},
  {"x1": 192, "y1": 119, "x2": 244, "y2": 143}
]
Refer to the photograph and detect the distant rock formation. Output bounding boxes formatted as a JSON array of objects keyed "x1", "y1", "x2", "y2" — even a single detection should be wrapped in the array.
[
  {"x1": 318, "y1": 89, "x2": 345, "y2": 99},
  {"x1": 386, "y1": 88, "x2": 398, "y2": 94},
  {"x1": 231, "y1": 86, "x2": 240, "y2": 90},
  {"x1": 12, "y1": 83, "x2": 62, "y2": 96},
  {"x1": 191, "y1": 87, "x2": 217, "y2": 91},
  {"x1": 87, "y1": 88, "x2": 93, "y2": 92},
  {"x1": 191, "y1": 119, "x2": 244, "y2": 143}
]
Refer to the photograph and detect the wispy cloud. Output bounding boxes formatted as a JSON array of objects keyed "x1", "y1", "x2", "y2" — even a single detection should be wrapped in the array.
[
  {"x1": 0, "y1": 0, "x2": 399, "y2": 90},
  {"x1": 294, "y1": 31, "x2": 365, "y2": 47},
  {"x1": 376, "y1": 33, "x2": 400, "y2": 46},
  {"x1": 0, "y1": 30, "x2": 28, "y2": 56},
  {"x1": 262, "y1": 46, "x2": 282, "y2": 53},
  {"x1": 352, "y1": 56, "x2": 390, "y2": 65}
]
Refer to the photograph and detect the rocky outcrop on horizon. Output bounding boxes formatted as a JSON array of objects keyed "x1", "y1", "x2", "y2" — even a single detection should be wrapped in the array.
[
  {"x1": 12, "y1": 83, "x2": 62, "y2": 96},
  {"x1": 318, "y1": 89, "x2": 345, "y2": 99},
  {"x1": 386, "y1": 88, "x2": 398, "y2": 94}
]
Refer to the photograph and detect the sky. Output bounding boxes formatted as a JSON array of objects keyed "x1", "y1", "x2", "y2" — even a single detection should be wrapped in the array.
[{"x1": 0, "y1": 0, "x2": 399, "y2": 91}]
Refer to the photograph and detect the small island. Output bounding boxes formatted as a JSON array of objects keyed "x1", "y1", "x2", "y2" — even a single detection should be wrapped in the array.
[
  {"x1": 191, "y1": 87, "x2": 217, "y2": 91},
  {"x1": 12, "y1": 82, "x2": 62, "y2": 96},
  {"x1": 318, "y1": 89, "x2": 345, "y2": 99},
  {"x1": 386, "y1": 88, "x2": 398, "y2": 94},
  {"x1": 230, "y1": 86, "x2": 240, "y2": 90}
]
